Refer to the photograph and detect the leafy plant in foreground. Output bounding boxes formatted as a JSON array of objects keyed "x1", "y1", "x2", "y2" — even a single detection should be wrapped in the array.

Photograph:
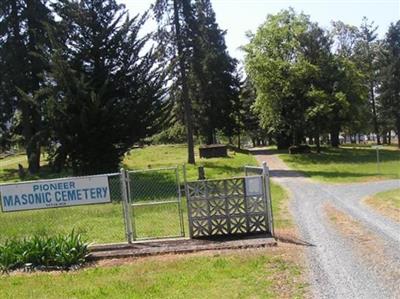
[{"x1": 0, "y1": 231, "x2": 89, "y2": 273}]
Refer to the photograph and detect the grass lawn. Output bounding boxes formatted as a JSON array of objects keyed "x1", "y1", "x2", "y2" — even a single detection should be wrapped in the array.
[
  {"x1": 124, "y1": 144, "x2": 258, "y2": 180},
  {"x1": 1, "y1": 145, "x2": 287, "y2": 243},
  {"x1": 279, "y1": 146, "x2": 400, "y2": 183},
  {"x1": 0, "y1": 250, "x2": 306, "y2": 299},
  {"x1": 365, "y1": 188, "x2": 400, "y2": 222},
  {"x1": 0, "y1": 153, "x2": 70, "y2": 183},
  {"x1": 270, "y1": 184, "x2": 291, "y2": 230}
]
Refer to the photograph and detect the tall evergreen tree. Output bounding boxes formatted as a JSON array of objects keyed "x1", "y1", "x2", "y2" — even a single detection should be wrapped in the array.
[
  {"x1": 0, "y1": 0, "x2": 52, "y2": 172},
  {"x1": 378, "y1": 21, "x2": 400, "y2": 148},
  {"x1": 154, "y1": 0, "x2": 196, "y2": 164},
  {"x1": 190, "y1": 0, "x2": 240, "y2": 145},
  {"x1": 355, "y1": 17, "x2": 381, "y2": 144},
  {"x1": 43, "y1": 0, "x2": 166, "y2": 174}
]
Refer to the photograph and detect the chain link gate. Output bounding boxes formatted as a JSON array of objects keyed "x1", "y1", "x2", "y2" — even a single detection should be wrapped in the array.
[{"x1": 122, "y1": 167, "x2": 185, "y2": 241}]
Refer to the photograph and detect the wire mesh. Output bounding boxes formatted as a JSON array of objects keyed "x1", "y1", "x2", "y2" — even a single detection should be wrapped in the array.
[
  {"x1": 132, "y1": 202, "x2": 183, "y2": 239},
  {"x1": 107, "y1": 173, "x2": 122, "y2": 202},
  {"x1": 127, "y1": 167, "x2": 184, "y2": 240},
  {"x1": 128, "y1": 168, "x2": 178, "y2": 202}
]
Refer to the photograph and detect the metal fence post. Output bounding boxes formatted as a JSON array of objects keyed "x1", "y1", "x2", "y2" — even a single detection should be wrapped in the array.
[
  {"x1": 262, "y1": 162, "x2": 274, "y2": 237},
  {"x1": 176, "y1": 166, "x2": 185, "y2": 237},
  {"x1": 125, "y1": 170, "x2": 136, "y2": 241},
  {"x1": 183, "y1": 163, "x2": 193, "y2": 238},
  {"x1": 120, "y1": 168, "x2": 134, "y2": 243}
]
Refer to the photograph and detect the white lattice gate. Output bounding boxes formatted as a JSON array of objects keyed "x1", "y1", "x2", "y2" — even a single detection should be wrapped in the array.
[{"x1": 184, "y1": 163, "x2": 274, "y2": 238}]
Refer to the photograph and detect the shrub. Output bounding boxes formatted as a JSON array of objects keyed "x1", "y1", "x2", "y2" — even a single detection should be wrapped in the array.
[
  {"x1": 0, "y1": 231, "x2": 89, "y2": 273},
  {"x1": 288, "y1": 145, "x2": 311, "y2": 154},
  {"x1": 151, "y1": 123, "x2": 186, "y2": 144}
]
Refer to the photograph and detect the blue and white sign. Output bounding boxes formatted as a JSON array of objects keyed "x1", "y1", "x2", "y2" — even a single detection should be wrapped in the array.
[{"x1": 0, "y1": 175, "x2": 111, "y2": 212}]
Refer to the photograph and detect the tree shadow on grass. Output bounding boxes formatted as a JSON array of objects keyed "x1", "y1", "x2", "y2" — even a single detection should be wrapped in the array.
[
  {"x1": 0, "y1": 166, "x2": 71, "y2": 183},
  {"x1": 268, "y1": 169, "x2": 397, "y2": 180},
  {"x1": 252, "y1": 147, "x2": 400, "y2": 165}
]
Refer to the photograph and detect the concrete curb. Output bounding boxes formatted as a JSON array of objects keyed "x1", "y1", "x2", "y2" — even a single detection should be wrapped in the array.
[{"x1": 89, "y1": 235, "x2": 277, "y2": 261}]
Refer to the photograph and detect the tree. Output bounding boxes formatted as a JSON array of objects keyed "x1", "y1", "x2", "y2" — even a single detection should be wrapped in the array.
[
  {"x1": 154, "y1": 0, "x2": 196, "y2": 164},
  {"x1": 244, "y1": 9, "x2": 368, "y2": 150},
  {"x1": 355, "y1": 17, "x2": 381, "y2": 144},
  {"x1": 238, "y1": 78, "x2": 267, "y2": 147},
  {"x1": 0, "y1": 0, "x2": 53, "y2": 171},
  {"x1": 43, "y1": 0, "x2": 166, "y2": 175},
  {"x1": 244, "y1": 9, "x2": 323, "y2": 148},
  {"x1": 378, "y1": 21, "x2": 400, "y2": 148},
  {"x1": 330, "y1": 21, "x2": 369, "y2": 146},
  {"x1": 189, "y1": 0, "x2": 240, "y2": 145}
]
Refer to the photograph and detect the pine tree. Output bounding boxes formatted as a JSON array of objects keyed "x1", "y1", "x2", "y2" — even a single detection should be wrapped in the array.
[
  {"x1": 44, "y1": 0, "x2": 166, "y2": 174},
  {"x1": 190, "y1": 0, "x2": 240, "y2": 145},
  {"x1": 356, "y1": 17, "x2": 381, "y2": 144},
  {"x1": 0, "y1": 0, "x2": 53, "y2": 172},
  {"x1": 378, "y1": 21, "x2": 400, "y2": 148},
  {"x1": 154, "y1": 0, "x2": 196, "y2": 164}
]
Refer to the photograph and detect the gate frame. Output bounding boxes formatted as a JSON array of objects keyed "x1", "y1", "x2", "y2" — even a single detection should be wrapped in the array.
[
  {"x1": 184, "y1": 162, "x2": 274, "y2": 238},
  {"x1": 244, "y1": 162, "x2": 274, "y2": 236},
  {"x1": 124, "y1": 166, "x2": 185, "y2": 242}
]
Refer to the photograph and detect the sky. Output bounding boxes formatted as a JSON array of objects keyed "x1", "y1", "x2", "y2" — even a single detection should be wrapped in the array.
[{"x1": 119, "y1": 0, "x2": 400, "y2": 62}]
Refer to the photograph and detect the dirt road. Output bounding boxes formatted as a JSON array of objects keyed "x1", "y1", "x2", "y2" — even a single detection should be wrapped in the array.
[{"x1": 253, "y1": 150, "x2": 400, "y2": 299}]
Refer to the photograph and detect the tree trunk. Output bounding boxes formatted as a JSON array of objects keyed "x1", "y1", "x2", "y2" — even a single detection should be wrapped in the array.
[
  {"x1": 382, "y1": 132, "x2": 387, "y2": 144},
  {"x1": 25, "y1": 0, "x2": 42, "y2": 173},
  {"x1": 205, "y1": 130, "x2": 214, "y2": 145},
  {"x1": 173, "y1": 0, "x2": 195, "y2": 164},
  {"x1": 330, "y1": 127, "x2": 340, "y2": 147},
  {"x1": 370, "y1": 82, "x2": 380, "y2": 145},
  {"x1": 396, "y1": 118, "x2": 400, "y2": 149},
  {"x1": 315, "y1": 133, "x2": 321, "y2": 153}
]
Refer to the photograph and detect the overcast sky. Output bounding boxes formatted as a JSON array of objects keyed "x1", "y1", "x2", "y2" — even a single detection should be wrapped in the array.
[{"x1": 119, "y1": 0, "x2": 400, "y2": 62}]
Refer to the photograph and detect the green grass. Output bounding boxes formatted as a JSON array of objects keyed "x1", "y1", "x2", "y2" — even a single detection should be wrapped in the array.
[
  {"x1": 0, "y1": 204, "x2": 126, "y2": 244},
  {"x1": 0, "y1": 153, "x2": 70, "y2": 183},
  {"x1": 373, "y1": 188, "x2": 400, "y2": 209},
  {"x1": 0, "y1": 251, "x2": 306, "y2": 299},
  {"x1": 365, "y1": 188, "x2": 400, "y2": 222},
  {"x1": 270, "y1": 184, "x2": 291, "y2": 229},
  {"x1": 279, "y1": 146, "x2": 400, "y2": 183},
  {"x1": 1, "y1": 145, "x2": 288, "y2": 243},
  {"x1": 124, "y1": 144, "x2": 257, "y2": 180}
]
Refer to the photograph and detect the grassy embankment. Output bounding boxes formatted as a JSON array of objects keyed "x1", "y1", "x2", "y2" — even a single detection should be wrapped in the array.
[
  {"x1": 365, "y1": 188, "x2": 400, "y2": 222},
  {"x1": 279, "y1": 145, "x2": 400, "y2": 183},
  {"x1": 0, "y1": 145, "x2": 288, "y2": 243},
  {"x1": 0, "y1": 250, "x2": 306, "y2": 299}
]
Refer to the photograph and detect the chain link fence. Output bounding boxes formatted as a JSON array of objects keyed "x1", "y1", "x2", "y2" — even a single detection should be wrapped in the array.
[{"x1": 127, "y1": 167, "x2": 185, "y2": 240}]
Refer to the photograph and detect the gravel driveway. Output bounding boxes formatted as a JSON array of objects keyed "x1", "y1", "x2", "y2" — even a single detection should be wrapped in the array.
[{"x1": 253, "y1": 150, "x2": 400, "y2": 299}]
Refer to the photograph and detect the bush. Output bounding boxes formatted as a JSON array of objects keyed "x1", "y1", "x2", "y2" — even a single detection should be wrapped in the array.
[
  {"x1": 288, "y1": 145, "x2": 311, "y2": 154},
  {"x1": 151, "y1": 123, "x2": 186, "y2": 144},
  {"x1": 0, "y1": 231, "x2": 89, "y2": 273}
]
